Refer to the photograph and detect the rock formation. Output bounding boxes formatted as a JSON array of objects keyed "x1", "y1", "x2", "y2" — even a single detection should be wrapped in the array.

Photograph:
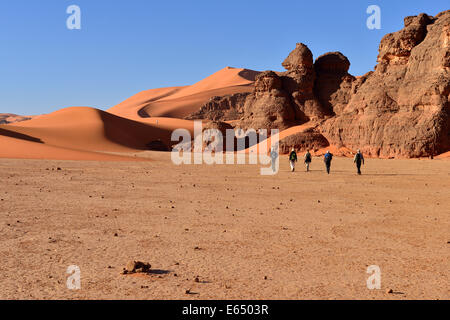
[
  {"x1": 171, "y1": 120, "x2": 234, "y2": 152},
  {"x1": 280, "y1": 43, "x2": 328, "y2": 121},
  {"x1": 185, "y1": 93, "x2": 249, "y2": 121},
  {"x1": 278, "y1": 128, "x2": 329, "y2": 154},
  {"x1": 186, "y1": 10, "x2": 450, "y2": 157},
  {"x1": 239, "y1": 71, "x2": 297, "y2": 130},
  {"x1": 319, "y1": 10, "x2": 450, "y2": 157},
  {"x1": 237, "y1": 43, "x2": 331, "y2": 132},
  {"x1": 314, "y1": 52, "x2": 355, "y2": 116}
]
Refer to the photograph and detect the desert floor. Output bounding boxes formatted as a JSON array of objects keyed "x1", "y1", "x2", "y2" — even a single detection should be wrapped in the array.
[{"x1": 0, "y1": 153, "x2": 448, "y2": 300}]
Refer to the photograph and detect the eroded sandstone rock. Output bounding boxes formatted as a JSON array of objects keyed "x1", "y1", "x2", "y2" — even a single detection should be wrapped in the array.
[
  {"x1": 185, "y1": 93, "x2": 249, "y2": 121},
  {"x1": 239, "y1": 71, "x2": 297, "y2": 130},
  {"x1": 184, "y1": 10, "x2": 450, "y2": 157},
  {"x1": 319, "y1": 10, "x2": 450, "y2": 157},
  {"x1": 314, "y1": 52, "x2": 355, "y2": 116},
  {"x1": 279, "y1": 128, "x2": 329, "y2": 154}
]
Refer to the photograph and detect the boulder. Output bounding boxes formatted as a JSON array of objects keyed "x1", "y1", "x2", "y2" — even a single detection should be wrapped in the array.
[
  {"x1": 279, "y1": 128, "x2": 330, "y2": 154},
  {"x1": 282, "y1": 43, "x2": 314, "y2": 72},
  {"x1": 123, "y1": 261, "x2": 152, "y2": 274}
]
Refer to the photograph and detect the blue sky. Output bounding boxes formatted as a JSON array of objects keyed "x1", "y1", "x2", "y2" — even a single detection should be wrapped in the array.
[{"x1": 0, "y1": 0, "x2": 448, "y2": 115}]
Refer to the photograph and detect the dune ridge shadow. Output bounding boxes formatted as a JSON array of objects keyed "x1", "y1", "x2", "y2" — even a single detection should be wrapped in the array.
[
  {"x1": 148, "y1": 269, "x2": 171, "y2": 275},
  {"x1": 238, "y1": 68, "x2": 260, "y2": 82},
  {"x1": 98, "y1": 110, "x2": 171, "y2": 151},
  {"x1": 0, "y1": 127, "x2": 43, "y2": 143}
]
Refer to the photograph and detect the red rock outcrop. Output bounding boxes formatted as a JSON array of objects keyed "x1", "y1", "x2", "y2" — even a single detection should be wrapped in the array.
[
  {"x1": 239, "y1": 71, "x2": 297, "y2": 130},
  {"x1": 171, "y1": 120, "x2": 235, "y2": 152},
  {"x1": 280, "y1": 43, "x2": 329, "y2": 121},
  {"x1": 319, "y1": 10, "x2": 450, "y2": 157},
  {"x1": 314, "y1": 52, "x2": 356, "y2": 116},
  {"x1": 278, "y1": 128, "x2": 329, "y2": 154},
  {"x1": 185, "y1": 10, "x2": 450, "y2": 157},
  {"x1": 238, "y1": 44, "x2": 328, "y2": 131},
  {"x1": 185, "y1": 92, "x2": 249, "y2": 121}
]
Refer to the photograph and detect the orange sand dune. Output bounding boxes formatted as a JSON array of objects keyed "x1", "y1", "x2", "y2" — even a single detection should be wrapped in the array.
[
  {"x1": 136, "y1": 85, "x2": 254, "y2": 118},
  {"x1": 107, "y1": 86, "x2": 187, "y2": 120},
  {"x1": 436, "y1": 151, "x2": 450, "y2": 159},
  {"x1": 0, "y1": 107, "x2": 196, "y2": 160},
  {"x1": 131, "y1": 116, "x2": 195, "y2": 132},
  {"x1": 162, "y1": 67, "x2": 258, "y2": 100},
  {"x1": 109, "y1": 67, "x2": 259, "y2": 119},
  {"x1": 0, "y1": 134, "x2": 143, "y2": 161}
]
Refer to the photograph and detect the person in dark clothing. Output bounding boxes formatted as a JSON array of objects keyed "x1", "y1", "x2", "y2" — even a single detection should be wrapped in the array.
[
  {"x1": 289, "y1": 148, "x2": 298, "y2": 172},
  {"x1": 324, "y1": 150, "x2": 333, "y2": 174},
  {"x1": 304, "y1": 150, "x2": 312, "y2": 172},
  {"x1": 353, "y1": 149, "x2": 365, "y2": 175}
]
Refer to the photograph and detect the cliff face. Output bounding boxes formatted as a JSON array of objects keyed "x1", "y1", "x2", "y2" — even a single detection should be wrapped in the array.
[
  {"x1": 319, "y1": 11, "x2": 450, "y2": 157},
  {"x1": 186, "y1": 10, "x2": 450, "y2": 157}
]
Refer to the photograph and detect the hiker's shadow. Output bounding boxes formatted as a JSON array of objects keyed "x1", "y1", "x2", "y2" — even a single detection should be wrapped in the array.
[
  {"x1": 365, "y1": 174, "x2": 417, "y2": 176},
  {"x1": 148, "y1": 269, "x2": 171, "y2": 275},
  {"x1": 391, "y1": 291, "x2": 405, "y2": 295},
  {"x1": 197, "y1": 280, "x2": 211, "y2": 284}
]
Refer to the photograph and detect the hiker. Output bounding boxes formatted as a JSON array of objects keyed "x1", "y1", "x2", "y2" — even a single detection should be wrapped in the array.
[
  {"x1": 289, "y1": 148, "x2": 298, "y2": 172},
  {"x1": 323, "y1": 150, "x2": 333, "y2": 174},
  {"x1": 354, "y1": 149, "x2": 365, "y2": 175},
  {"x1": 304, "y1": 150, "x2": 312, "y2": 172},
  {"x1": 270, "y1": 146, "x2": 279, "y2": 173}
]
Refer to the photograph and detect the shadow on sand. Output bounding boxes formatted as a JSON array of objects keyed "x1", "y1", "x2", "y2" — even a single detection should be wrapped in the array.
[
  {"x1": 363, "y1": 173, "x2": 420, "y2": 176},
  {"x1": 0, "y1": 127, "x2": 43, "y2": 143},
  {"x1": 148, "y1": 269, "x2": 171, "y2": 275}
]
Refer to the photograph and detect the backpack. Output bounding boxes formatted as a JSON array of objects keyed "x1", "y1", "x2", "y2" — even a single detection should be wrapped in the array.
[
  {"x1": 289, "y1": 151, "x2": 297, "y2": 161},
  {"x1": 305, "y1": 153, "x2": 311, "y2": 162},
  {"x1": 355, "y1": 153, "x2": 361, "y2": 162},
  {"x1": 325, "y1": 153, "x2": 332, "y2": 162}
]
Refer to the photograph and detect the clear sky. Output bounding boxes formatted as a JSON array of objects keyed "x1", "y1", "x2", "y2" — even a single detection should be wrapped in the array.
[{"x1": 0, "y1": 0, "x2": 448, "y2": 115}]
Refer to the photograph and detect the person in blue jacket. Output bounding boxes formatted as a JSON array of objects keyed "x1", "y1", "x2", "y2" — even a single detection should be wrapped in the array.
[
  {"x1": 324, "y1": 150, "x2": 333, "y2": 174},
  {"x1": 353, "y1": 149, "x2": 365, "y2": 175}
]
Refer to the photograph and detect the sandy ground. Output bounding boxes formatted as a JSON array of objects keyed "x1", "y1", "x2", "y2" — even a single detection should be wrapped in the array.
[{"x1": 0, "y1": 153, "x2": 448, "y2": 300}]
